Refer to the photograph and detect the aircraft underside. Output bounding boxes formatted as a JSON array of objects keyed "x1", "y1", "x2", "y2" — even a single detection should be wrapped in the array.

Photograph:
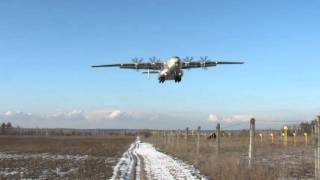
[{"x1": 158, "y1": 70, "x2": 183, "y2": 83}]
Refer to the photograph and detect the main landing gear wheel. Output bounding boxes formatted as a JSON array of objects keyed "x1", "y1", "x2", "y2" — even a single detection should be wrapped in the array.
[
  {"x1": 159, "y1": 77, "x2": 165, "y2": 83},
  {"x1": 174, "y1": 76, "x2": 181, "y2": 83}
]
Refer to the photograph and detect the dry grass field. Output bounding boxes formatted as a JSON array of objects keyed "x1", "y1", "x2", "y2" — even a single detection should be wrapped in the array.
[
  {"x1": 0, "y1": 135, "x2": 135, "y2": 179},
  {"x1": 143, "y1": 134, "x2": 314, "y2": 180}
]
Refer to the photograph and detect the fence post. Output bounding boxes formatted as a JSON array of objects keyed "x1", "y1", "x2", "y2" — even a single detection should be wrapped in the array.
[
  {"x1": 216, "y1": 123, "x2": 221, "y2": 156},
  {"x1": 185, "y1": 128, "x2": 189, "y2": 154},
  {"x1": 315, "y1": 117, "x2": 320, "y2": 180},
  {"x1": 197, "y1": 126, "x2": 201, "y2": 155},
  {"x1": 177, "y1": 130, "x2": 180, "y2": 147},
  {"x1": 270, "y1": 132, "x2": 274, "y2": 144},
  {"x1": 186, "y1": 127, "x2": 189, "y2": 141},
  {"x1": 315, "y1": 119, "x2": 318, "y2": 180},
  {"x1": 249, "y1": 118, "x2": 255, "y2": 168},
  {"x1": 283, "y1": 125, "x2": 288, "y2": 146}
]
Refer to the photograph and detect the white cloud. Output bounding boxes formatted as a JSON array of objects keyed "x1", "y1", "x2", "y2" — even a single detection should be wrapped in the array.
[
  {"x1": 83, "y1": 110, "x2": 121, "y2": 121},
  {"x1": 208, "y1": 114, "x2": 219, "y2": 122},
  {"x1": 0, "y1": 109, "x2": 123, "y2": 126},
  {"x1": 1, "y1": 110, "x2": 302, "y2": 129},
  {"x1": 208, "y1": 114, "x2": 253, "y2": 123},
  {"x1": 0, "y1": 110, "x2": 208, "y2": 129},
  {"x1": 223, "y1": 114, "x2": 253, "y2": 122},
  {"x1": 109, "y1": 110, "x2": 121, "y2": 119},
  {"x1": 4, "y1": 111, "x2": 13, "y2": 117},
  {"x1": 68, "y1": 110, "x2": 83, "y2": 116}
]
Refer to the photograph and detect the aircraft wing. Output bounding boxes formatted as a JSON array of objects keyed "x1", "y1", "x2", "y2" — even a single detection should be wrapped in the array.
[
  {"x1": 182, "y1": 61, "x2": 244, "y2": 69},
  {"x1": 92, "y1": 62, "x2": 163, "y2": 70}
]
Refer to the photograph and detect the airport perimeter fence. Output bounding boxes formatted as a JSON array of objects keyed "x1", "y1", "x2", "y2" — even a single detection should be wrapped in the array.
[{"x1": 143, "y1": 117, "x2": 320, "y2": 179}]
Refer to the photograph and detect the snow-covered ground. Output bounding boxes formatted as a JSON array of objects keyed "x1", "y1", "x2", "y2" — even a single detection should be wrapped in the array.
[
  {"x1": 111, "y1": 137, "x2": 207, "y2": 180},
  {"x1": 0, "y1": 152, "x2": 117, "y2": 179}
]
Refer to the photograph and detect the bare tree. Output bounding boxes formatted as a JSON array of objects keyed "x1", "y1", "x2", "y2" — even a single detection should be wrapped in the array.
[
  {"x1": 0, "y1": 122, "x2": 5, "y2": 134},
  {"x1": 6, "y1": 122, "x2": 12, "y2": 129},
  {"x1": 299, "y1": 120, "x2": 315, "y2": 135}
]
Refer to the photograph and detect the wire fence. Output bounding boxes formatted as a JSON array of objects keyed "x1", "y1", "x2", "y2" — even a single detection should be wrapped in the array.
[{"x1": 143, "y1": 118, "x2": 317, "y2": 179}]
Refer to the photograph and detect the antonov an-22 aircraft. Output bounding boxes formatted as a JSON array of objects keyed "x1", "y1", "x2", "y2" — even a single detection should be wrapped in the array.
[{"x1": 92, "y1": 56, "x2": 244, "y2": 83}]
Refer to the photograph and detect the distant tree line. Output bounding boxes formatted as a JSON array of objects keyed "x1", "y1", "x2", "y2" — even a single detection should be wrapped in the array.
[
  {"x1": 298, "y1": 120, "x2": 316, "y2": 135},
  {"x1": 0, "y1": 120, "x2": 316, "y2": 137},
  {"x1": 1, "y1": 122, "x2": 13, "y2": 129},
  {"x1": 0, "y1": 122, "x2": 138, "y2": 136},
  {"x1": 285, "y1": 120, "x2": 316, "y2": 135}
]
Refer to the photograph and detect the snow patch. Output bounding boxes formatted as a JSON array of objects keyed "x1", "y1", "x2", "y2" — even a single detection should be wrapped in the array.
[
  {"x1": 110, "y1": 142, "x2": 136, "y2": 179},
  {"x1": 111, "y1": 137, "x2": 206, "y2": 180}
]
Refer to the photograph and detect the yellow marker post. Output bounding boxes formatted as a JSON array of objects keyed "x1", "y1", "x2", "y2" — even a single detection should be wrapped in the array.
[
  {"x1": 259, "y1": 133, "x2": 263, "y2": 143},
  {"x1": 304, "y1": 133, "x2": 308, "y2": 145},
  {"x1": 292, "y1": 132, "x2": 296, "y2": 145},
  {"x1": 270, "y1": 133, "x2": 274, "y2": 144},
  {"x1": 283, "y1": 125, "x2": 288, "y2": 146}
]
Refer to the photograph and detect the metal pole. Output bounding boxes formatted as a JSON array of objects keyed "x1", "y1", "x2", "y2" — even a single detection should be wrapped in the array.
[
  {"x1": 249, "y1": 118, "x2": 255, "y2": 168},
  {"x1": 197, "y1": 126, "x2": 201, "y2": 155},
  {"x1": 315, "y1": 119, "x2": 318, "y2": 179},
  {"x1": 176, "y1": 130, "x2": 180, "y2": 147},
  {"x1": 186, "y1": 127, "x2": 189, "y2": 141},
  {"x1": 316, "y1": 116, "x2": 320, "y2": 180},
  {"x1": 185, "y1": 128, "x2": 189, "y2": 153},
  {"x1": 316, "y1": 117, "x2": 320, "y2": 180},
  {"x1": 216, "y1": 123, "x2": 221, "y2": 156}
]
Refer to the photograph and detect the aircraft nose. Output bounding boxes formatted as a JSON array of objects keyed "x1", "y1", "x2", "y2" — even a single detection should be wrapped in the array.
[{"x1": 175, "y1": 59, "x2": 180, "y2": 66}]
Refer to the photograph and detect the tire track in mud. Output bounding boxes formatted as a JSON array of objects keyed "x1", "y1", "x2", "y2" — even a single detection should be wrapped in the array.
[
  {"x1": 138, "y1": 155, "x2": 146, "y2": 180},
  {"x1": 111, "y1": 140, "x2": 141, "y2": 180},
  {"x1": 129, "y1": 143, "x2": 138, "y2": 180},
  {"x1": 111, "y1": 141, "x2": 136, "y2": 180},
  {"x1": 111, "y1": 137, "x2": 206, "y2": 180}
]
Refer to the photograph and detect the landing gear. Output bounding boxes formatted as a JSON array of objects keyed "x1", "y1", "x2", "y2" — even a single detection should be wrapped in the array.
[
  {"x1": 174, "y1": 71, "x2": 183, "y2": 83},
  {"x1": 174, "y1": 76, "x2": 182, "y2": 83},
  {"x1": 158, "y1": 75, "x2": 182, "y2": 83},
  {"x1": 159, "y1": 77, "x2": 165, "y2": 83}
]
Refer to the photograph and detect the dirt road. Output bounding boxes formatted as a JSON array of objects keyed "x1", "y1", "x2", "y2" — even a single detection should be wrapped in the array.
[{"x1": 111, "y1": 137, "x2": 206, "y2": 180}]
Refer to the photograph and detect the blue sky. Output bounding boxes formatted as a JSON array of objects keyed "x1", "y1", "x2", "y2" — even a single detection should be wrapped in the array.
[{"x1": 0, "y1": 0, "x2": 319, "y2": 129}]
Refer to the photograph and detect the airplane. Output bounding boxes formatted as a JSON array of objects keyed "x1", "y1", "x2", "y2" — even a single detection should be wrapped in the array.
[{"x1": 92, "y1": 56, "x2": 244, "y2": 83}]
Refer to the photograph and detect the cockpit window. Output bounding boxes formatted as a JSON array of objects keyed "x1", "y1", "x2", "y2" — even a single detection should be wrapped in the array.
[{"x1": 172, "y1": 56, "x2": 181, "y2": 62}]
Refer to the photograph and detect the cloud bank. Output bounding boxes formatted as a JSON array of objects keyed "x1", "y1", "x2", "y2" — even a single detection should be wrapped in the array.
[
  {"x1": 0, "y1": 110, "x2": 124, "y2": 128},
  {"x1": 207, "y1": 114, "x2": 253, "y2": 123},
  {"x1": 0, "y1": 110, "x2": 207, "y2": 129},
  {"x1": 0, "y1": 110, "x2": 312, "y2": 130}
]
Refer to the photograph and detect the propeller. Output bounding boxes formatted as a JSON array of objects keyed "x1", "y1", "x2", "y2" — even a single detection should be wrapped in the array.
[
  {"x1": 183, "y1": 56, "x2": 194, "y2": 63},
  {"x1": 149, "y1": 56, "x2": 161, "y2": 64},
  {"x1": 200, "y1": 56, "x2": 209, "y2": 62},
  {"x1": 132, "y1": 58, "x2": 143, "y2": 71},
  {"x1": 183, "y1": 56, "x2": 194, "y2": 70},
  {"x1": 132, "y1": 57, "x2": 143, "y2": 64},
  {"x1": 200, "y1": 56, "x2": 210, "y2": 69}
]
